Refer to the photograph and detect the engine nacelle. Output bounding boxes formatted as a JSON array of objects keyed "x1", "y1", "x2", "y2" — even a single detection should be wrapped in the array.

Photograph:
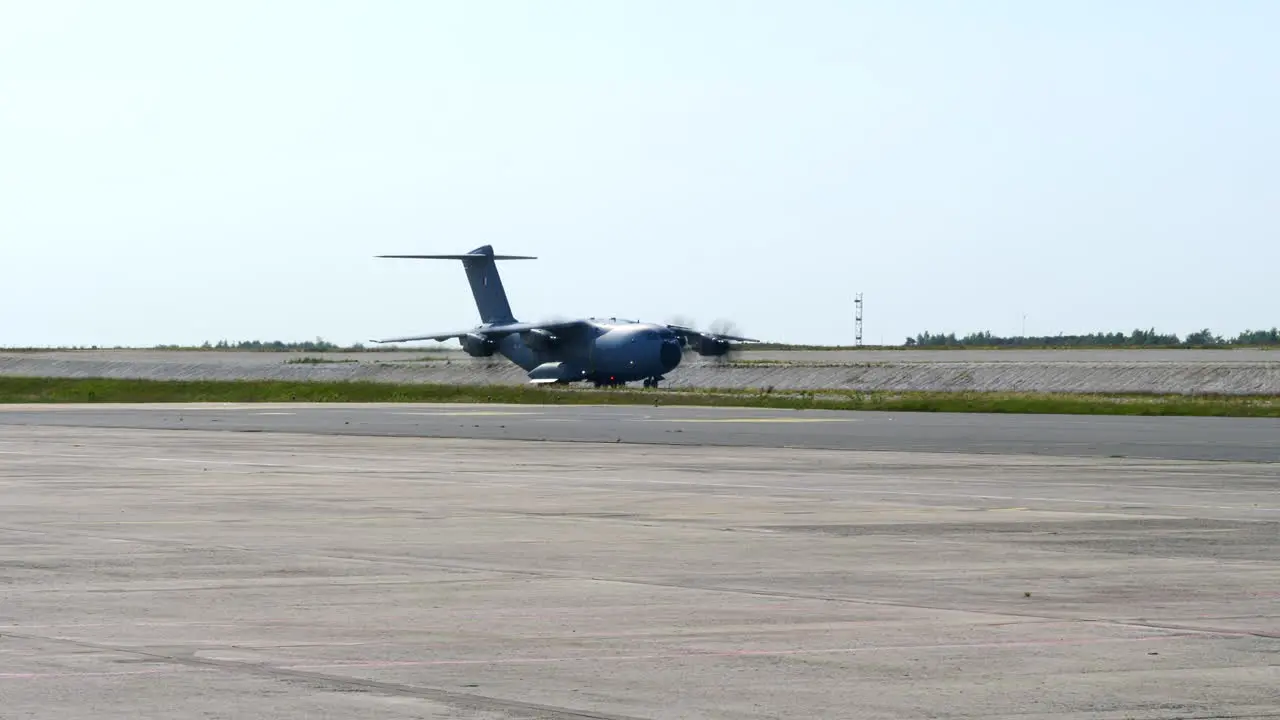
[
  {"x1": 460, "y1": 333, "x2": 497, "y2": 357},
  {"x1": 522, "y1": 328, "x2": 558, "y2": 353},
  {"x1": 695, "y1": 336, "x2": 731, "y2": 356}
]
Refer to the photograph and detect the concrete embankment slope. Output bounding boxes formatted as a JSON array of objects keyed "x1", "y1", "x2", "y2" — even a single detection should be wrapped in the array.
[{"x1": 2, "y1": 349, "x2": 1279, "y2": 395}]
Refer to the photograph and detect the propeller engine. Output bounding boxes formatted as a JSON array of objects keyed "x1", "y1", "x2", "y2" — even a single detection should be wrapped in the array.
[
  {"x1": 522, "y1": 328, "x2": 558, "y2": 354},
  {"x1": 676, "y1": 318, "x2": 750, "y2": 362},
  {"x1": 694, "y1": 336, "x2": 732, "y2": 356},
  {"x1": 460, "y1": 333, "x2": 497, "y2": 357}
]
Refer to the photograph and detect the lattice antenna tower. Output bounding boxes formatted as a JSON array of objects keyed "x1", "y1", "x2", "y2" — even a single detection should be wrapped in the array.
[{"x1": 854, "y1": 293, "x2": 864, "y2": 347}]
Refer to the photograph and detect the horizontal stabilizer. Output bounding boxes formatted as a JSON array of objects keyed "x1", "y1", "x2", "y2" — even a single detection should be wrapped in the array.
[
  {"x1": 377, "y1": 245, "x2": 534, "y2": 324},
  {"x1": 377, "y1": 254, "x2": 536, "y2": 260}
]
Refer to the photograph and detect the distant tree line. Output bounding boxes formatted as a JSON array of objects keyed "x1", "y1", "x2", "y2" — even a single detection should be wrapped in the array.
[
  {"x1": 147, "y1": 338, "x2": 454, "y2": 352},
  {"x1": 129, "y1": 327, "x2": 1280, "y2": 351},
  {"x1": 153, "y1": 338, "x2": 363, "y2": 352},
  {"x1": 905, "y1": 327, "x2": 1280, "y2": 348}
]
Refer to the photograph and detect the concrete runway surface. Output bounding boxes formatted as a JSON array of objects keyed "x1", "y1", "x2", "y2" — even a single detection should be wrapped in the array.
[
  {"x1": 2, "y1": 402, "x2": 1280, "y2": 462},
  {"x1": 0, "y1": 406, "x2": 1277, "y2": 719}
]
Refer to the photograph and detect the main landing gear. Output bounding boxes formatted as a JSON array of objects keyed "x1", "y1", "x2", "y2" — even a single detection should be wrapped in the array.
[{"x1": 590, "y1": 377, "x2": 662, "y2": 389}]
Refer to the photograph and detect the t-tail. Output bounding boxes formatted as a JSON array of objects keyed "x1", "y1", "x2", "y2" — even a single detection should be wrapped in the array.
[{"x1": 377, "y1": 245, "x2": 534, "y2": 324}]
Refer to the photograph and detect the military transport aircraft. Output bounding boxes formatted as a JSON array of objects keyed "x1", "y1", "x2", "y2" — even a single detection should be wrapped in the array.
[{"x1": 371, "y1": 245, "x2": 758, "y2": 387}]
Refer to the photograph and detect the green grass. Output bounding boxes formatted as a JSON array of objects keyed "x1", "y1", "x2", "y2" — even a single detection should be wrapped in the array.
[{"x1": 2, "y1": 377, "x2": 1278, "y2": 418}]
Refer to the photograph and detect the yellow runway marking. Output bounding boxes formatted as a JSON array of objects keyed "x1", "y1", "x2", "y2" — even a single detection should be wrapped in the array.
[
  {"x1": 644, "y1": 417, "x2": 856, "y2": 424},
  {"x1": 394, "y1": 411, "x2": 539, "y2": 417},
  {"x1": 57, "y1": 516, "x2": 446, "y2": 525}
]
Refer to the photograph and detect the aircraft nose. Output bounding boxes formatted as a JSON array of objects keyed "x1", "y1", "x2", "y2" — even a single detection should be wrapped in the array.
[{"x1": 659, "y1": 338, "x2": 682, "y2": 372}]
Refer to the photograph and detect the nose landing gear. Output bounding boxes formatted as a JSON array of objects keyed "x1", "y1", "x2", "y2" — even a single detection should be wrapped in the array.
[{"x1": 643, "y1": 376, "x2": 662, "y2": 389}]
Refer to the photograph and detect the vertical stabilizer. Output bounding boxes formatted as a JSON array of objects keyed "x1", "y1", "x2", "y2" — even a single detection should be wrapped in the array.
[
  {"x1": 459, "y1": 245, "x2": 517, "y2": 324},
  {"x1": 377, "y1": 245, "x2": 536, "y2": 324}
]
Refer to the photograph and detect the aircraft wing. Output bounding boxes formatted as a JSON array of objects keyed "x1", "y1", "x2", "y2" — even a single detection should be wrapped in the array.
[
  {"x1": 371, "y1": 320, "x2": 587, "y2": 344},
  {"x1": 665, "y1": 324, "x2": 760, "y2": 343},
  {"x1": 370, "y1": 329, "x2": 478, "y2": 344}
]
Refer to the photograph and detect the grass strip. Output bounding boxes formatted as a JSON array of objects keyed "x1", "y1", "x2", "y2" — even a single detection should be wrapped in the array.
[{"x1": 1, "y1": 377, "x2": 1279, "y2": 418}]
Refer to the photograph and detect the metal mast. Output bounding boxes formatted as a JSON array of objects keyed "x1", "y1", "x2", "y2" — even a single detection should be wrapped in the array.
[{"x1": 854, "y1": 293, "x2": 864, "y2": 347}]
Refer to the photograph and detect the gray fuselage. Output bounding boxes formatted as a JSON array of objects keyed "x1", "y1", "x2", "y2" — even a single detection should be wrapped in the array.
[{"x1": 497, "y1": 319, "x2": 683, "y2": 383}]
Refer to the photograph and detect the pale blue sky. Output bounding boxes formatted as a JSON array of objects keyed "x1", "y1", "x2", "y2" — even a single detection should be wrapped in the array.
[{"x1": 3, "y1": 1, "x2": 1276, "y2": 347}]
